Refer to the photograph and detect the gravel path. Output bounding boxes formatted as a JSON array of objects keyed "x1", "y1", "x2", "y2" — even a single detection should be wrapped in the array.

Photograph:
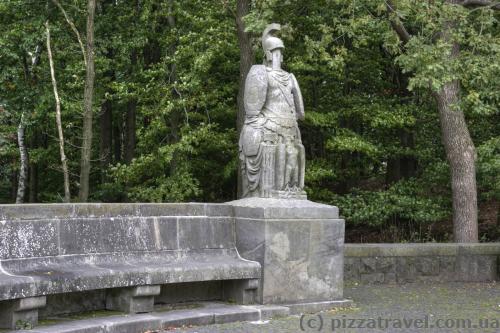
[{"x1": 162, "y1": 282, "x2": 500, "y2": 333}]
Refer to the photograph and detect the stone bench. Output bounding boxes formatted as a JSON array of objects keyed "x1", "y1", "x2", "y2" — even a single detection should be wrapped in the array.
[{"x1": 0, "y1": 203, "x2": 261, "y2": 330}]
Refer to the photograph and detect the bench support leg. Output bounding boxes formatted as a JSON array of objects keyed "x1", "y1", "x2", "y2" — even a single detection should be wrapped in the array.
[
  {"x1": 223, "y1": 279, "x2": 259, "y2": 305},
  {"x1": 106, "y1": 285, "x2": 160, "y2": 313},
  {"x1": 0, "y1": 296, "x2": 46, "y2": 330}
]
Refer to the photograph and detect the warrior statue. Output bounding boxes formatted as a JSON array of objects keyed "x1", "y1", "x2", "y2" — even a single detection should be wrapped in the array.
[{"x1": 239, "y1": 23, "x2": 306, "y2": 199}]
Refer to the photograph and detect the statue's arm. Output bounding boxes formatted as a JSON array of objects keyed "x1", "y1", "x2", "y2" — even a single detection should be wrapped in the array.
[
  {"x1": 244, "y1": 65, "x2": 268, "y2": 118},
  {"x1": 291, "y1": 74, "x2": 305, "y2": 120}
]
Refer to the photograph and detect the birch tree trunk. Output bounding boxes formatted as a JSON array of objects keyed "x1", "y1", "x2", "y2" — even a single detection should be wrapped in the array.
[
  {"x1": 46, "y1": 20, "x2": 71, "y2": 202},
  {"x1": 78, "y1": 0, "x2": 96, "y2": 201},
  {"x1": 16, "y1": 114, "x2": 28, "y2": 204}
]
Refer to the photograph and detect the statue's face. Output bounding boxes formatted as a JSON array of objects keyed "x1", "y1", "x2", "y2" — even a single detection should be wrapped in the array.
[{"x1": 271, "y1": 48, "x2": 283, "y2": 69}]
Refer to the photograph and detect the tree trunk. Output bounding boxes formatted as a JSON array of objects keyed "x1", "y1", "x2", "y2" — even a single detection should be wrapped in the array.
[
  {"x1": 78, "y1": 0, "x2": 96, "y2": 202},
  {"x1": 124, "y1": 99, "x2": 136, "y2": 163},
  {"x1": 11, "y1": 165, "x2": 18, "y2": 202},
  {"x1": 235, "y1": 0, "x2": 254, "y2": 134},
  {"x1": 46, "y1": 20, "x2": 71, "y2": 202},
  {"x1": 29, "y1": 162, "x2": 37, "y2": 202},
  {"x1": 434, "y1": 2, "x2": 478, "y2": 242},
  {"x1": 387, "y1": 0, "x2": 479, "y2": 242},
  {"x1": 16, "y1": 115, "x2": 28, "y2": 204},
  {"x1": 435, "y1": 79, "x2": 478, "y2": 242},
  {"x1": 235, "y1": 0, "x2": 254, "y2": 198},
  {"x1": 99, "y1": 99, "x2": 112, "y2": 169},
  {"x1": 113, "y1": 113, "x2": 122, "y2": 163}
]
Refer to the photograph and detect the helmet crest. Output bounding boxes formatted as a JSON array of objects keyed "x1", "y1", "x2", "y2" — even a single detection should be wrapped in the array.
[{"x1": 262, "y1": 23, "x2": 284, "y2": 56}]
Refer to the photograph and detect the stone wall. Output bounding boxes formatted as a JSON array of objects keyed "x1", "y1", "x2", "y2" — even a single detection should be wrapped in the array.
[{"x1": 344, "y1": 243, "x2": 500, "y2": 284}]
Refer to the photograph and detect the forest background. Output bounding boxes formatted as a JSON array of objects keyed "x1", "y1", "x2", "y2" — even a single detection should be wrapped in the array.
[{"x1": 0, "y1": 0, "x2": 498, "y2": 242}]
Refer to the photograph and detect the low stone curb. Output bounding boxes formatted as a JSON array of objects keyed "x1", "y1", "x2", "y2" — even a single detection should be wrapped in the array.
[
  {"x1": 13, "y1": 302, "x2": 289, "y2": 333},
  {"x1": 11, "y1": 300, "x2": 354, "y2": 333}
]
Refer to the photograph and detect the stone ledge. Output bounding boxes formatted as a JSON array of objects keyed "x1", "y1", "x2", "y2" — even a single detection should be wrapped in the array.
[
  {"x1": 345, "y1": 243, "x2": 500, "y2": 257},
  {"x1": 228, "y1": 198, "x2": 339, "y2": 219},
  {"x1": 12, "y1": 302, "x2": 296, "y2": 333},
  {"x1": 283, "y1": 299, "x2": 353, "y2": 315},
  {"x1": 0, "y1": 203, "x2": 233, "y2": 221}
]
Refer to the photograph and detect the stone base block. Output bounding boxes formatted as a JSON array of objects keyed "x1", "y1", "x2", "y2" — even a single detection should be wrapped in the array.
[
  {"x1": 229, "y1": 198, "x2": 345, "y2": 305},
  {"x1": 222, "y1": 279, "x2": 259, "y2": 304},
  {"x1": 0, "y1": 296, "x2": 46, "y2": 329},
  {"x1": 106, "y1": 285, "x2": 160, "y2": 313}
]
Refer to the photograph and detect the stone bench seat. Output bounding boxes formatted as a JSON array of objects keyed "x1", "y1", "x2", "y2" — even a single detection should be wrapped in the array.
[
  {"x1": 0, "y1": 249, "x2": 260, "y2": 301},
  {"x1": 0, "y1": 204, "x2": 262, "y2": 330}
]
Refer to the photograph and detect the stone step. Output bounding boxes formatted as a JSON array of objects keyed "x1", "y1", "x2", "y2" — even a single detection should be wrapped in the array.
[{"x1": 11, "y1": 302, "x2": 290, "y2": 333}]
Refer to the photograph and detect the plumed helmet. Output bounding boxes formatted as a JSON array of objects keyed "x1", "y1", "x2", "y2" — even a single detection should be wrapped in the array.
[{"x1": 262, "y1": 23, "x2": 284, "y2": 54}]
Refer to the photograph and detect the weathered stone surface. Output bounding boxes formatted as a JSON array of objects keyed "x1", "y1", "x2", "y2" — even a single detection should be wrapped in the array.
[
  {"x1": 283, "y1": 299, "x2": 353, "y2": 315},
  {"x1": 0, "y1": 220, "x2": 58, "y2": 260},
  {"x1": 14, "y1": 302, "x2": 296, "y2": 333},
  {"x1": 0, "y1": 250, "x2": 260, "y2": 301},
  {"x1": 0, "y1": 204, "x2": 262, "y2": 308},
  {"x1": 255, "y1": 304, "x2": 290, "y2": 319},
  {"x1": 212, "y1": 306, "x2": 260, "y2": 324},
  {"x1": 230, "y1": 198, "x2": 345, "y2": 305},
  {"x1": 344, "y1": 243, "x2": 500, "y2": 284},
  {"x1": 360, "y1": 273, "x2": 384, "y2": 284},
  {"x1": 345, "y1": 243, "x2": 459, "y2": 257},
  {"x1": 105, "y1": 315, "x2": 161, "y2": 333},
  {"x1": 229, "y1": 197, "x2": 339, "y2": 219},
  {"x1": 384, "y1": 272, "x2": 397, "y2": 283},
  {"x1": 359, "y1": 258, "x2": 377, "y2": 274},
  {"x1": 396, "y1": 257, "x2": 417, "y2": 283},
  {"x1": 415, "y1": 257, "x2": 440, "y2": 276},
  {"x1": 178, "y1": 217, "x2": 234, "y2": 249},
  {"x1": 0, "y1": 296, "x2": 46, "y2": 329},
  {"x1": 376, "y1": 257, "x2": 396, "y2": 273},
  {"x1": 455, "y1": 255, "x2": 497, "y2": 282},
  {"x1": 0, "y1": 203, "x2": 233, "y2": 220},
  {"x1": 222, "y1": 279, "x2": 259, "y2": 305},
  {"x1": 157, "y1": 281, "x2": 222, "y2": 304},
  {"x1": 106, "y1": 285, "x2": 161, "y2": 313},
  {"x1": 156, "y1": 311, "x2": 215, "y2": 329},
  {"x1": 40, "y1": 291, "x2": 106, "y2": 318}
]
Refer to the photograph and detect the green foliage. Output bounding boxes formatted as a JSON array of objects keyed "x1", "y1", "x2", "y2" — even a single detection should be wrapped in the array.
[
  {"x1": 334, "y1": 179, "x2": 449, "y2": 227},
  {"x1": 0, "y1": 0, "x2": 498, "y2": 241},
  {"x1": 477, "y1": 137, "x2": 500, "y2": 200}
]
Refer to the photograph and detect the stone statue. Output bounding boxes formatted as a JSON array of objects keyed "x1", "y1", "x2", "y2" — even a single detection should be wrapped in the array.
[{"x1": 239, "y1": 23, "x2": 306, "y2": 199}]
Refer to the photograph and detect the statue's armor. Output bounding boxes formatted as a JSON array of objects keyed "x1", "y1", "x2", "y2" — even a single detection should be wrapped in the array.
[{"x1": 261, "y1": 69, "x2": 298, "y2": 140}]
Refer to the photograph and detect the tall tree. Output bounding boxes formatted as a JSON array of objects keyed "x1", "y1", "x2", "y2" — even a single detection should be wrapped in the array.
[
  {"x1": 78, "y1": 0, "x2": 96, "y2": 201},
  {"x1": 386, "y1": 0, "x2": 500, "y2": 241},
  {"x1": 15, "y1": 113, "x2": 28, "y2": 203},
  {"x1": 46, "y1": 20, "x2": 71, "y2": 202}
]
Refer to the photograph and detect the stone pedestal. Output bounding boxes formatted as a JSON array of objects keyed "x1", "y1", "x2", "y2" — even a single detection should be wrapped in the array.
[
  {"x1": 0, "y1": 296, "x2": 46, "y2": 329},
  {"x1": 228, "y1": 198, "x2": 348, "y2": 310},
  {"x1": 106, "y1": 285, "x2": 160, "y2": 313},
  {"x1": 222, "y1": 278, "x2": 259, "y2": 304}
]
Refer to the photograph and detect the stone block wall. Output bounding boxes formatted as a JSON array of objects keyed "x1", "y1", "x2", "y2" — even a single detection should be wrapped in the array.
[{"x1": 344, "y1": 243, "x2": 500, "y2": 284}]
